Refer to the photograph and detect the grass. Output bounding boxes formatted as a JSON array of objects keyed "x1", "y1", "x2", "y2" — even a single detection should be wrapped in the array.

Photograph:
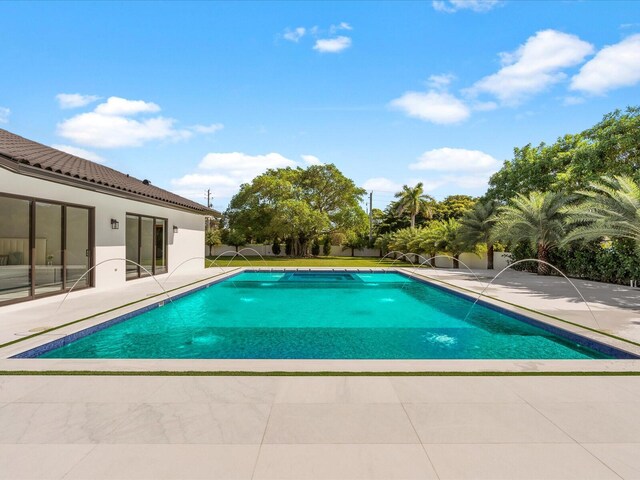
[{"x1": 205, "y1": 255, "x2": 399, "y2": 268}]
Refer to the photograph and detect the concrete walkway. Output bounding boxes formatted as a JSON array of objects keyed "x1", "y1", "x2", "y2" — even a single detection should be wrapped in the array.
[{"x1": 1, "y1": 374, "x2": 640, "y2": 479}]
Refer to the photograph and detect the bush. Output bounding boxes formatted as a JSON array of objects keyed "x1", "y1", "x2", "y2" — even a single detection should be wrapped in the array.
[
  {"x1": 285, "y1": 238, "x2": 293, "y2": 256},
  {"x1": 272, "y1": 240, "x2": 281, "y2": 256},
  {"x1": 323, "y1": 236, "x2": 332, "y2": 256},
  {"x1": 507, "y1": 239, "x2": 640, "y2": 285},
  {"x1": 311, "y1": 239, "x2": 320, "y2": 256}
]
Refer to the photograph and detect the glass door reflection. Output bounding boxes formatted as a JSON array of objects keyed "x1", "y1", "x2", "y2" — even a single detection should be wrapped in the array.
[{"x1": 34, "y1": 202, "x2": 63, "y2": 295}]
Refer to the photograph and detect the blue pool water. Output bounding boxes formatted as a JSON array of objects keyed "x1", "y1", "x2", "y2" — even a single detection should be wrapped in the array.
[{"x1": 39, "y1": 271, "x2": 613, "y2": 359}]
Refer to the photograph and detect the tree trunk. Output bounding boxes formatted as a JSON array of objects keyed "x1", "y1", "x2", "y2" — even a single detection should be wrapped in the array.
[
  {"x1": 430, "y1": 253, "x2": 436, "y2": 267},
  {"x1": 537, "y1": 243, "x2": 550, "y2": 275},
  {"x1": 351, "y1": 247, "x2": 355, "y2": 257},
  {"x1": 235, "y1": 245, "x2": 238, "y2": 252},
  {"x1": 410, "y1": 214, "x2": 416, "y2": 229},
  {"x1": 208, "y1": 245, "x2": 212, "y2": 256},
  {"x1": 487, "y1": 243, "x2": 494, "y2": 270},
  {"x1": 453, "y1": 254, "x2": 460, "y2": 269}
]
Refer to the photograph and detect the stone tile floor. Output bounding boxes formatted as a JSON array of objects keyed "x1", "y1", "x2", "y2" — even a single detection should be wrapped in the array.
[{"x1": 1, "y1": 374, "x2": 640, "y2": 479}]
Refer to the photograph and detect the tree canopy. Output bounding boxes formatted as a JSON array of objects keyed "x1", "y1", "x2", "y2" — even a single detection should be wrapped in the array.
[
  {"x1": 225, "y1": 164, "x2": 367, "y2": 256},
  {"x1": 486, "y1": 107, "x2": 640, "y2": 202}
]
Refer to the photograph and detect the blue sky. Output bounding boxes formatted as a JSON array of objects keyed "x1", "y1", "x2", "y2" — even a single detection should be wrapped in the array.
[{"x1": 1, "y1": 1, "x2": 639, "y2": 211}]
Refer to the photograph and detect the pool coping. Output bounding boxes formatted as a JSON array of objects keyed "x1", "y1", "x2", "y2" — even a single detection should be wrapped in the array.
[{"x1": 1, "y1": 266, "x2": 640, "y2": 373}]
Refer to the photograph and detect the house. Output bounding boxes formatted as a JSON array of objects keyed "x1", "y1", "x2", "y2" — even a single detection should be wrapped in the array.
[{"x1": 0, "y1": 128, "x2": 219, "y2": 306}]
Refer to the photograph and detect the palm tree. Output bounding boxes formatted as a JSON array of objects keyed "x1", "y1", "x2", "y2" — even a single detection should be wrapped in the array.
[
  {"x1": 564, "y1": 176, "x2": 640, "y2": 252},
  {"x1": 432, "y1": 219, "x2": 466, "y2": 269},
  {"x1": 458, "y1": 200, "x2": 498, "y2": 269},
  {"x1": 395, "y1": 183, "x2": 435, "y2": 229},
  {"x1": 493, "y1": 191, "x2": 574, "y2": 275}
]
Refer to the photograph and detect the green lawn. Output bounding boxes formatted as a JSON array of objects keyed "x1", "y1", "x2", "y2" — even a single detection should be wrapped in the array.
[{"x1": 205, "y1": 255, "x2": 401, "y2": 268}]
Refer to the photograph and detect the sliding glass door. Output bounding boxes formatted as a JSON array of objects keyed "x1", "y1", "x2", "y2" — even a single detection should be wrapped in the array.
[
  {"x1": 0, "y1": 196, "x2": 31, "y2": 303},
  {"x1": 0, "y1": 193, "x2": 93, "y2": 306},
  {"x1": 125, "y1": 213, "x2": 167, "y2": 279}
]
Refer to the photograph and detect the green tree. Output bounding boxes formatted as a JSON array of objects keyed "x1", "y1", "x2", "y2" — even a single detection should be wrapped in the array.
[
  {"x1": 225, "y1": 229, "x2": 246, "y2": 252},
  {"x1": 374, "y1": 232, "x2": 393, "y2": 257},
  {"x1": 226, "y1": 164, "x2": 367, "y2": 256},
  {"x1": 564, "y1": 176, "x2": 640, "y2": 252},
  {"x1": 431, "y1": 219, "x2": 466, "y2": 269},
  {"x1": 205, "y1": 228, "x2": 222, "y2": 256},
  {"x1": 458, "y1": 200, "x2": 498, "y2": 269},
  {"x1": 342, "y1": 231, "x2": 367, "y2": 257},
  {"x1": 394, "y1": 183, "x2": 436, "y2": 229},
  {"x1": 433, "y1": 195, "x2": 477, "y2": 221},
  {"x1": 493, "y1": 191, "x2": 574, "y2": 275},
  {"x1": 486, "y1": 107, "x2": 640, "y2": 201}
]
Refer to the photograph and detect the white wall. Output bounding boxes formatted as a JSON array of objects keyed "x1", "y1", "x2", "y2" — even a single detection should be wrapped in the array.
[
  {"x1": 205, "y1": 243, "x2": 511, "y2": 268},
  {"x1": 0, "y1": 168, "x2": 206, "y2": 291}
]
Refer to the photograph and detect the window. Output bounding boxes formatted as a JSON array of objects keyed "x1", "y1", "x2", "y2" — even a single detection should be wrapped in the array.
[
  {"x1": 0, "y1": 194, "x2": 93, "y2": 305},
  {"x1": 125, "y1": 214, "x2": 167, "y2": 279}
]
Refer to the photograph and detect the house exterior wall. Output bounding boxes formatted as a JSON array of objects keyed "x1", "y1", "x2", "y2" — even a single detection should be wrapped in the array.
[{"x1": 0, "y1": 168, "x2": 206, "y2": 292}]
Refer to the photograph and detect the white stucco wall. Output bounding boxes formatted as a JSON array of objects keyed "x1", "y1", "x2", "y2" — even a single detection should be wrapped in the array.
[{"x1": 0, "y1": 168, "x2": 206, "y2": 291}]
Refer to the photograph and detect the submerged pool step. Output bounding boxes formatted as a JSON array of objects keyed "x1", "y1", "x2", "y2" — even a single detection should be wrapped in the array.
[{"x1": 280, "y1": 272, "x2": 362, "y2": 282}]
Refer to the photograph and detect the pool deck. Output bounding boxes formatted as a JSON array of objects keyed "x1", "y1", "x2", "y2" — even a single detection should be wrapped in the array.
[
  {"x1": 1, "y1": 267, "x2": 640, "y2": 478},
  {"x1": 2, "y1": 374, "x2": 640, "y2": 479}
]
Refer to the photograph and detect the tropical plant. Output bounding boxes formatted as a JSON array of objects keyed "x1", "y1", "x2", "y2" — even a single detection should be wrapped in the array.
[
  {"x1": 458, "y1": 200, "x2": 498, "y2": 269},
  {"x1": 564, "y1": 176, "x2": 640, "y2": 252},
  {"x1": 493, "y1": 191, "x2": 574, "y2": 275},
  {"x1": 373, "y1": 232, "x2": 393, "y2": 257},
  {"x1": 431, "y1": 219, "x2": 467, "y2": 268},
  {"x1": 394, "y1": 183, "x2": 436, "y2": 229}
]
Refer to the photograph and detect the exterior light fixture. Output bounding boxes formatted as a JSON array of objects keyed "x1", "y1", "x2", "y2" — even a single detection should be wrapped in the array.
[
  {"x1": 111, "y1": 219, "x2": 120, "y2": 230},
  {"x1": 173, "y1": 225, "x2": 178, "y2": 233}
]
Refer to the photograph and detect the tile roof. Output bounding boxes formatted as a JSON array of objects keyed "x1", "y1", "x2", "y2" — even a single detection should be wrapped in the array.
[{"x1": 0, "y1": 128, "x2": 216, "y2": 215}]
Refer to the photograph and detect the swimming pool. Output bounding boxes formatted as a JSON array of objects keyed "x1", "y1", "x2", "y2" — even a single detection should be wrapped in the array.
[{"x1": 30, "y1": 271, "x2": 628, "y2": 359}]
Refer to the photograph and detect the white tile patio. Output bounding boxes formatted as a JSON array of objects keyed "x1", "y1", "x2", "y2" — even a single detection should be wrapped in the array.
[{"x1": 0, "y1": 374, "x2": 638, "y2": 479}]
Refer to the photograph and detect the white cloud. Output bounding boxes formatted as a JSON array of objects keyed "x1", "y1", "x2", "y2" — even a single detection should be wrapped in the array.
[
  {"x1": 313, "y1": 36, "x2": 352, "y2": 53},
  {"x1": 199, "y1": 152, "x2": 297, "y2": 180},
  {"x1": 427, "y1": 74, "x2": 455, "y2": 90},
  {"x1": 410, "y1": 147, "x2": 499, "y2": 172},
  {"x1": 0, "y1": 107, "x2": 10, "y2": 124},
  {"x1": 390, "y1": 90, "x2": 470, "y2": 124},
  {"x1": 329, "y1": 22, "x2": 352, "y2": 34},
  {"x1": 562, "y1": 95, "x2": 585, "y2": 106},
  {"x1": 56, "y1": 93, "x2": 101, "y2": 109},
  {"x1": 301, "y1": 154, "x2": 322, "y2": 165},
  {"x1": 468, "y1": 30, "x2": 594, "y2": 105},
  {"x1": 362, "y1": 177, "x2": 403, "y2": 193},
  {"x1": 570, "y1": 34, "x2": 640, "y2": 94},
  {"x1": 472, "y1": 101, "x2": 498, "y2": 111},
  {"x1": 51, "y1": 144, "x2": 107, "y2": 164},
  {"x1": 58, "y1": 112, "x2": 189, "y2": 148},
  {"x1": 283, "y1": 27, "x2": 306, "y2": 42},
  {"x1": 57, "y1": 96, "x2": 219, "y2": 148},
  {"x1": 171, "y1": 152, "x2": 299, "y2": 201},
  {"x1": 190, "y1": 123, "x2": 224, "y2": 134},
  {"x1": 94, "y1": 96, "x2": 160, "y2": 116},
  {"x1": 432, "y1": 0, "x2": 500, "y2": 13}
]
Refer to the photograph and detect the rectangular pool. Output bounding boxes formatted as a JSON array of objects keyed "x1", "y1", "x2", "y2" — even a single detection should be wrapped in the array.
[{"x1": 30, "y1": 271, "x2": 627, "y2": 359}]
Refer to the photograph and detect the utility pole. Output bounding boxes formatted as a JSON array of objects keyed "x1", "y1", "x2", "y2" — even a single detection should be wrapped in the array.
[
  {"x1": 205, "y1": 189, "x2": 212, "y2": 229},
  {"x1": 368, "y1": 191, "x2": 373, "y2": 244}
]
